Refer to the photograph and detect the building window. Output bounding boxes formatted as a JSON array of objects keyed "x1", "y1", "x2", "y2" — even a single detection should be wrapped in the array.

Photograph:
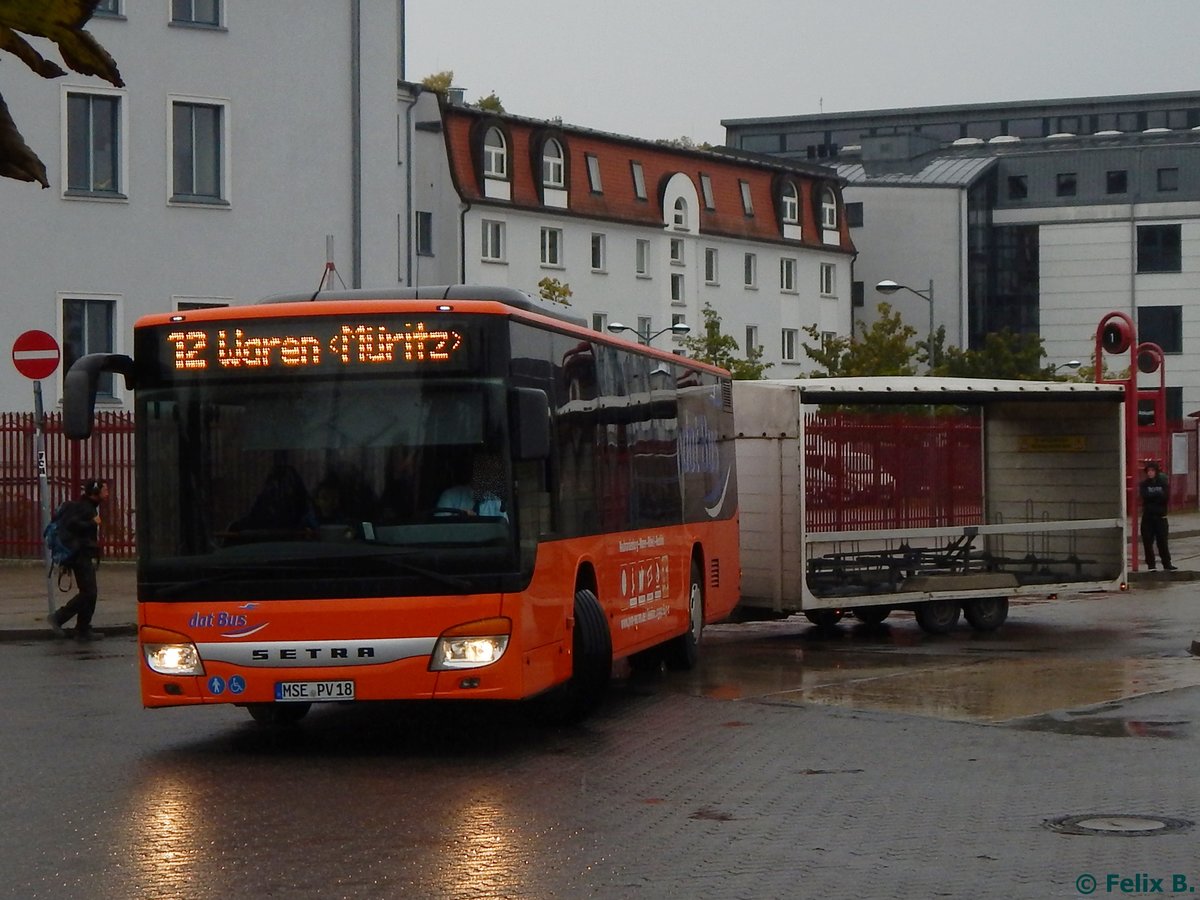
[
  {"x1": 672, "y1": 197, "x2": 689, "y2": 229},
  {"x1": 637, "y1": 316, "x2": 652, "y2": 341},
  {"x1": 820, "y1": 188, "x2": 837, "y2": 229},
  {"x1": 1137, "y1": 224, "x2": 1181, "y2": 273},
  {"x1": 672, "y1": 313, "x2": 687, "y2": 330},
  {"x1": 745, "y1": 325, "x2": 759, "y2": 355},
  {"x1": 585, "y1": 153, "x2": 602, "y2": 193},
  {"x1": 483, "y1": 127, "x2": 507, "y2": 178},
  {"x1": 670, "y1": 273, "x2": 684, "y2": 302},
  {"x1": 1138, "y1": 306, "x2": 1183, "y2": 353},
  {"x1": 63, "y1": 298, "x2": 116, "y2": 397},
  {"x1": 542, "y1": 139, "x2": 564, "y2": 188},
  {"x1": 1107, "y1": 170, "x2": 1128, "y2": 194},
  {"x1": 739, "y1": 180, "x2": 753, "y2": 216},
  {"x1": 415, "y1": 211, "x2": 433, "y2": 256},
  {"x1": 670, "y1": 237, "x2": 684, "y2": 265},
  {"x1": 852, "y1": 280, "x2": 865, "y2": 307},
  {"x1": 95, "y1": 0, "x2": 122, "y2": 17},
  {"x1": 1158, "y1": 167, "x2": 1179, "y2": 192},
  {"x1": 631, "y1": 161, "x2": 647, "y2": 200},
  {"x1": 1056, "y1": 173, "x2": 1077, "y2": 197},
  {"x1": 819, "y1": 263, "x2": 835, "y2": 296},
  {"x1": 782, "y1": 328, "x2": 798, "y2": 362},
  {"x1": 744, "y1": 253, "x2": 757, "y2": 288},
  {"x1": 781, "y1": 182, "x2": 799, "y2": 224},
  {"x1": 540, "y1": 227, "x2": 564, "y2": 267},
  {"x1": 481, "y1": 219, "x2": 505, "y2": 262},
  {"x1": 780, "y1": 257, "x2": 796, "y2": 293},
  {"x1": 172, "y1": 0, "x2": 220, "y2": 26},
  {"x1": 1007, "y1": 175, "x2": 1028, "y2": 200},
  {"x1": 590, "y1": 233, "x2": 606, "y2": 272},
  {"x1": 171, "y1": 99, "x2": 226, "y2": 203},
  {"x1": 697, "y1": 174, "x2": 714, "y2": 210},
  {"x1": 66, "y1": 91, "x2": 121, "y2": 196},
  {"x1": 592, "y1": 313, "x2": 607, "y2": 333},
  {"x1": 635, "y1": 239, "x2": 650, "y2": 276},
  {"x1": 845, "y1": 201, "x2": 863, "y2": 227},
  {"x1": 704, "y1": 248, "x2": 718, "y2": 285}
]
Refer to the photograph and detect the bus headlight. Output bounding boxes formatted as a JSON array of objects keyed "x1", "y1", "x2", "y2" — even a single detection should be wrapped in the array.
[
  {"x1": 430, "y1": 617, "x2": 511, "y2": 670},
  {"x1": 144, "y1": 643, "x2": 205, "y2": 676}
]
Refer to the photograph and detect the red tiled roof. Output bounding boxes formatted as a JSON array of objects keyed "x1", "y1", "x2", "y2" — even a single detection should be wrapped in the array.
[{"x1": 442, "y1": 105, "x2": 855, "y2": 255}]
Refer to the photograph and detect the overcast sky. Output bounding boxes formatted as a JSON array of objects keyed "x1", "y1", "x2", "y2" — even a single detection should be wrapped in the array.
[{"x1": 403, "y1": 0, "x2": 1199, "y2": 146}]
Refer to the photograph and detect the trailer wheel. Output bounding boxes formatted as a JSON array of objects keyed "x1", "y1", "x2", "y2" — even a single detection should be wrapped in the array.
[
  {"x1": 664, "y1": 561, "x2": 704, "y2": 671},
  {"x1": 804, "y1": 609, "x2": 844, "y2": 629},
  {"x1": 854, "y1": 607, "x2": 891, "y2": 627},
  {"x1": 533, "y1": 589, "x2": 612, "y2": 724},
  {"x1": 246, "y1": 702, "x2": 311, "y2": 726},
  {"x1": 914, "y1": 599, "x2": 960, "y2": 635},
  {"x1": 962, "y1": 596, "x2": 1008, "y2": 631}
]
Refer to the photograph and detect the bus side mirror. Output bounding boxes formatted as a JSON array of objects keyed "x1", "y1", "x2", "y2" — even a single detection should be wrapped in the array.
[
  {"x1": 510, "y1": 387, "x2": 550, "y2": 460},
  {"x1": 63, "y1": 353, "x2": 137, "y2": 439}
]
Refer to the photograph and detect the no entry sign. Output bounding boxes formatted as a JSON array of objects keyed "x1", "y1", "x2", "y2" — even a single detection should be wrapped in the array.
[{"x1": 12, "y1": 330, "x2": 61, "y2": 380}]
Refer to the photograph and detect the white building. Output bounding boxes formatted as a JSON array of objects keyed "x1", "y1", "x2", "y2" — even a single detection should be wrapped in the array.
[
  {"x1": 0, "y1": 0, "x2": 407, "y2": 411},
  {"x1": 413, "y1": 101, "x2": 856, "y2": 372}
]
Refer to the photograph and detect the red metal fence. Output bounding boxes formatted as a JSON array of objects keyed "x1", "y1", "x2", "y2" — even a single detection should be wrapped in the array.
[
  {"x1": 0, "y1": 411, "x2": 135, "y2": 559},
  {"x1": 804, "y1": 409, "x2": 984, "y2": 533}
]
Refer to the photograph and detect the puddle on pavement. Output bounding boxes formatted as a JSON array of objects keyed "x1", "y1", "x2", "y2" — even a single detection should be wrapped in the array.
[
  {"x1": 669, "y1": 636, "x2": 1200, "y2": 724},
  {"x1": 1012, "y1": 715, "x2": 1189, "y2": 738}
]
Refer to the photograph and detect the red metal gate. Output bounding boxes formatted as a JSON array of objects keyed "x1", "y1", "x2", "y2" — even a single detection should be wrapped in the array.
[{"x1": 0, "y1": 411, "x2": 135, "y2": 559}]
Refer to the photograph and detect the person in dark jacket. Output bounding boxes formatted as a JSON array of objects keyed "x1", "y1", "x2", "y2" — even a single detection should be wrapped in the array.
[
  {"x1": 1139, "y1": 461, "x2": 1175, "y2": 571},
  {"x1": 46, "y1": 478, "x2": 109, "y2": 640}
]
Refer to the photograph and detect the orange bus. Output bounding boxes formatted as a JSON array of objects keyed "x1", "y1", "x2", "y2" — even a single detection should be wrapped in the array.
[{"x1": 64, "y1": 287, "x2": 740, "y2": 723}]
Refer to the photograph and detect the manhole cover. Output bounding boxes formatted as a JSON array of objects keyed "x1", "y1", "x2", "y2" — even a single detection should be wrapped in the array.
[{"x1": 1045, "y1": 814, "x2": 1193, "y2": 836}]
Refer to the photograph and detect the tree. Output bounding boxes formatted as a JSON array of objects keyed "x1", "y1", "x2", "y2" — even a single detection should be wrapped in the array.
[
  {"x1": 475, "y1": 92, "x2": 504, "y2": 113},
  {"x1": 933, "y1": 328, "x2": 1053, "y2": 380},
  {"x1": 801, "y1": 302, "x2": 919, "y2": 376},
  {"x1": 421, "y1": 70, "x2": 454, "y2": 96},
  {"x1": 0, "y1": 0, "x2": 124, "y2": 188},
  {"x1": 656, "y1": 135, "x2": 713, "y2": 151},
  {"x1": 682, "y1": 304, "x2": 770, "y2": 379},
  {"x1": 537, "y1": 276, "x2": 572, "y2": 306}
]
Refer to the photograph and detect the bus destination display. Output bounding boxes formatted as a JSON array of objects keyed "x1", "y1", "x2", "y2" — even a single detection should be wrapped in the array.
[{"x1": 159, "y1": 318, "x2": 467, "y2": 375}]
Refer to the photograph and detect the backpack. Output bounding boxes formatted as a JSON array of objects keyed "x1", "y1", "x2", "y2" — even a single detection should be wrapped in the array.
[{"x1": 44, "y1": 503, "x2": 78, "y2": 568}]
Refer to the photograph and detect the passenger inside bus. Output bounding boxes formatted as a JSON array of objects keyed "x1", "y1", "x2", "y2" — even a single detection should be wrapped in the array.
[{"x1": 435, "y1": 451, "x2": 508, "y2": 520}]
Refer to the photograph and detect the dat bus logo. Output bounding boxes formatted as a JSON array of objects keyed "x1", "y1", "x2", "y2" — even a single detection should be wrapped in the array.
[{"x1": 189, "y1": 610, "x2": 249, "y2": 629}]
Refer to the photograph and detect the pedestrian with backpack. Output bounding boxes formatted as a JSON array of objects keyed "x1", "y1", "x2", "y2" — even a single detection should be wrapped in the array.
[{"x1": 46, "y1": 478, "x2": 109, "y2": 640}]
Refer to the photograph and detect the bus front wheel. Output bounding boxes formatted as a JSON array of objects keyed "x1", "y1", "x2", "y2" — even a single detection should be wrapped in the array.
[{"x1": 533, "y1": 589, "x2": 612, "y2": 724}]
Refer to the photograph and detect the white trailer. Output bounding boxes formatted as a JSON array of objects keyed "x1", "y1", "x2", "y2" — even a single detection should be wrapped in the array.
[{"x1": 733, "y1": 378, "x2": 1127, "y2": 633}]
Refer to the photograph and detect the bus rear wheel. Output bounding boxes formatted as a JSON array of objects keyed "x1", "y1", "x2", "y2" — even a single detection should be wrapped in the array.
[
  {"x1": 963, "y1": 596, "x2": 1009, "y2": 631},
  {"x1": 914, "y1": 599, "x2": 960, "y2": 635},
  {"x1": 663, "y1": 561, "x2": 704, "y2": 671},
  {"x1": 246, "y1": 702, "x2": 311, "y2": 725}
]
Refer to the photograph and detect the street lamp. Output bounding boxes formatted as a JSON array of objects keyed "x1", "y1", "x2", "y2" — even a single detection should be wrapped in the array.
[
  {"x1": 1053, "y1": 359, "x2": 1082, "y2": 374},
  {"x1": 876, "y1": 279, "x2": 934, "y2": 371},
  {"x1": 607, "y1": 321, "x2": 690, "y2": 345}
]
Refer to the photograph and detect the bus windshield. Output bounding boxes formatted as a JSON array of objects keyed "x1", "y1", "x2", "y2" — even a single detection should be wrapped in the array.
[{"x1": 136, "y1": 374, "x2": 519, "y2": 600}]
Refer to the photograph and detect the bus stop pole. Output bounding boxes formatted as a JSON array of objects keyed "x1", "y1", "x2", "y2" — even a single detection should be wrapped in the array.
[{"x1": 33, "y1": 380, "x2": 54, "y2": 614}]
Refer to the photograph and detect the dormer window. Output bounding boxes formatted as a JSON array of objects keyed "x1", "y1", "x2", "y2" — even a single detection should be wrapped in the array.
[
  {"x1": 672, "y1": 197, "x2": 689, "y2": 230},
  {"x1": 781, "y1": 182, "x2": 799, "y2": 223},
  {"x1": 821, "y1": 188, "x2": 837, "y2": 230},
  {"x1": 484, "y1": 127, "x2": 507, "y2": 179},
  {"x1": 781, "y1": 181, "x2": 801, "y2": 240},
  {"x1": 542, "y1": 139, "x2": 564, "y2": 187}
]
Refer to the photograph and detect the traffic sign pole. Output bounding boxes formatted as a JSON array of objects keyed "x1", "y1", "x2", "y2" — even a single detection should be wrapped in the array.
[
  {"x1": 33, "y1": 381, "x2": 55, "y2": 615},
  {"x1": 12, "y1": 330, "x2": 62, "y2": 617}
]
